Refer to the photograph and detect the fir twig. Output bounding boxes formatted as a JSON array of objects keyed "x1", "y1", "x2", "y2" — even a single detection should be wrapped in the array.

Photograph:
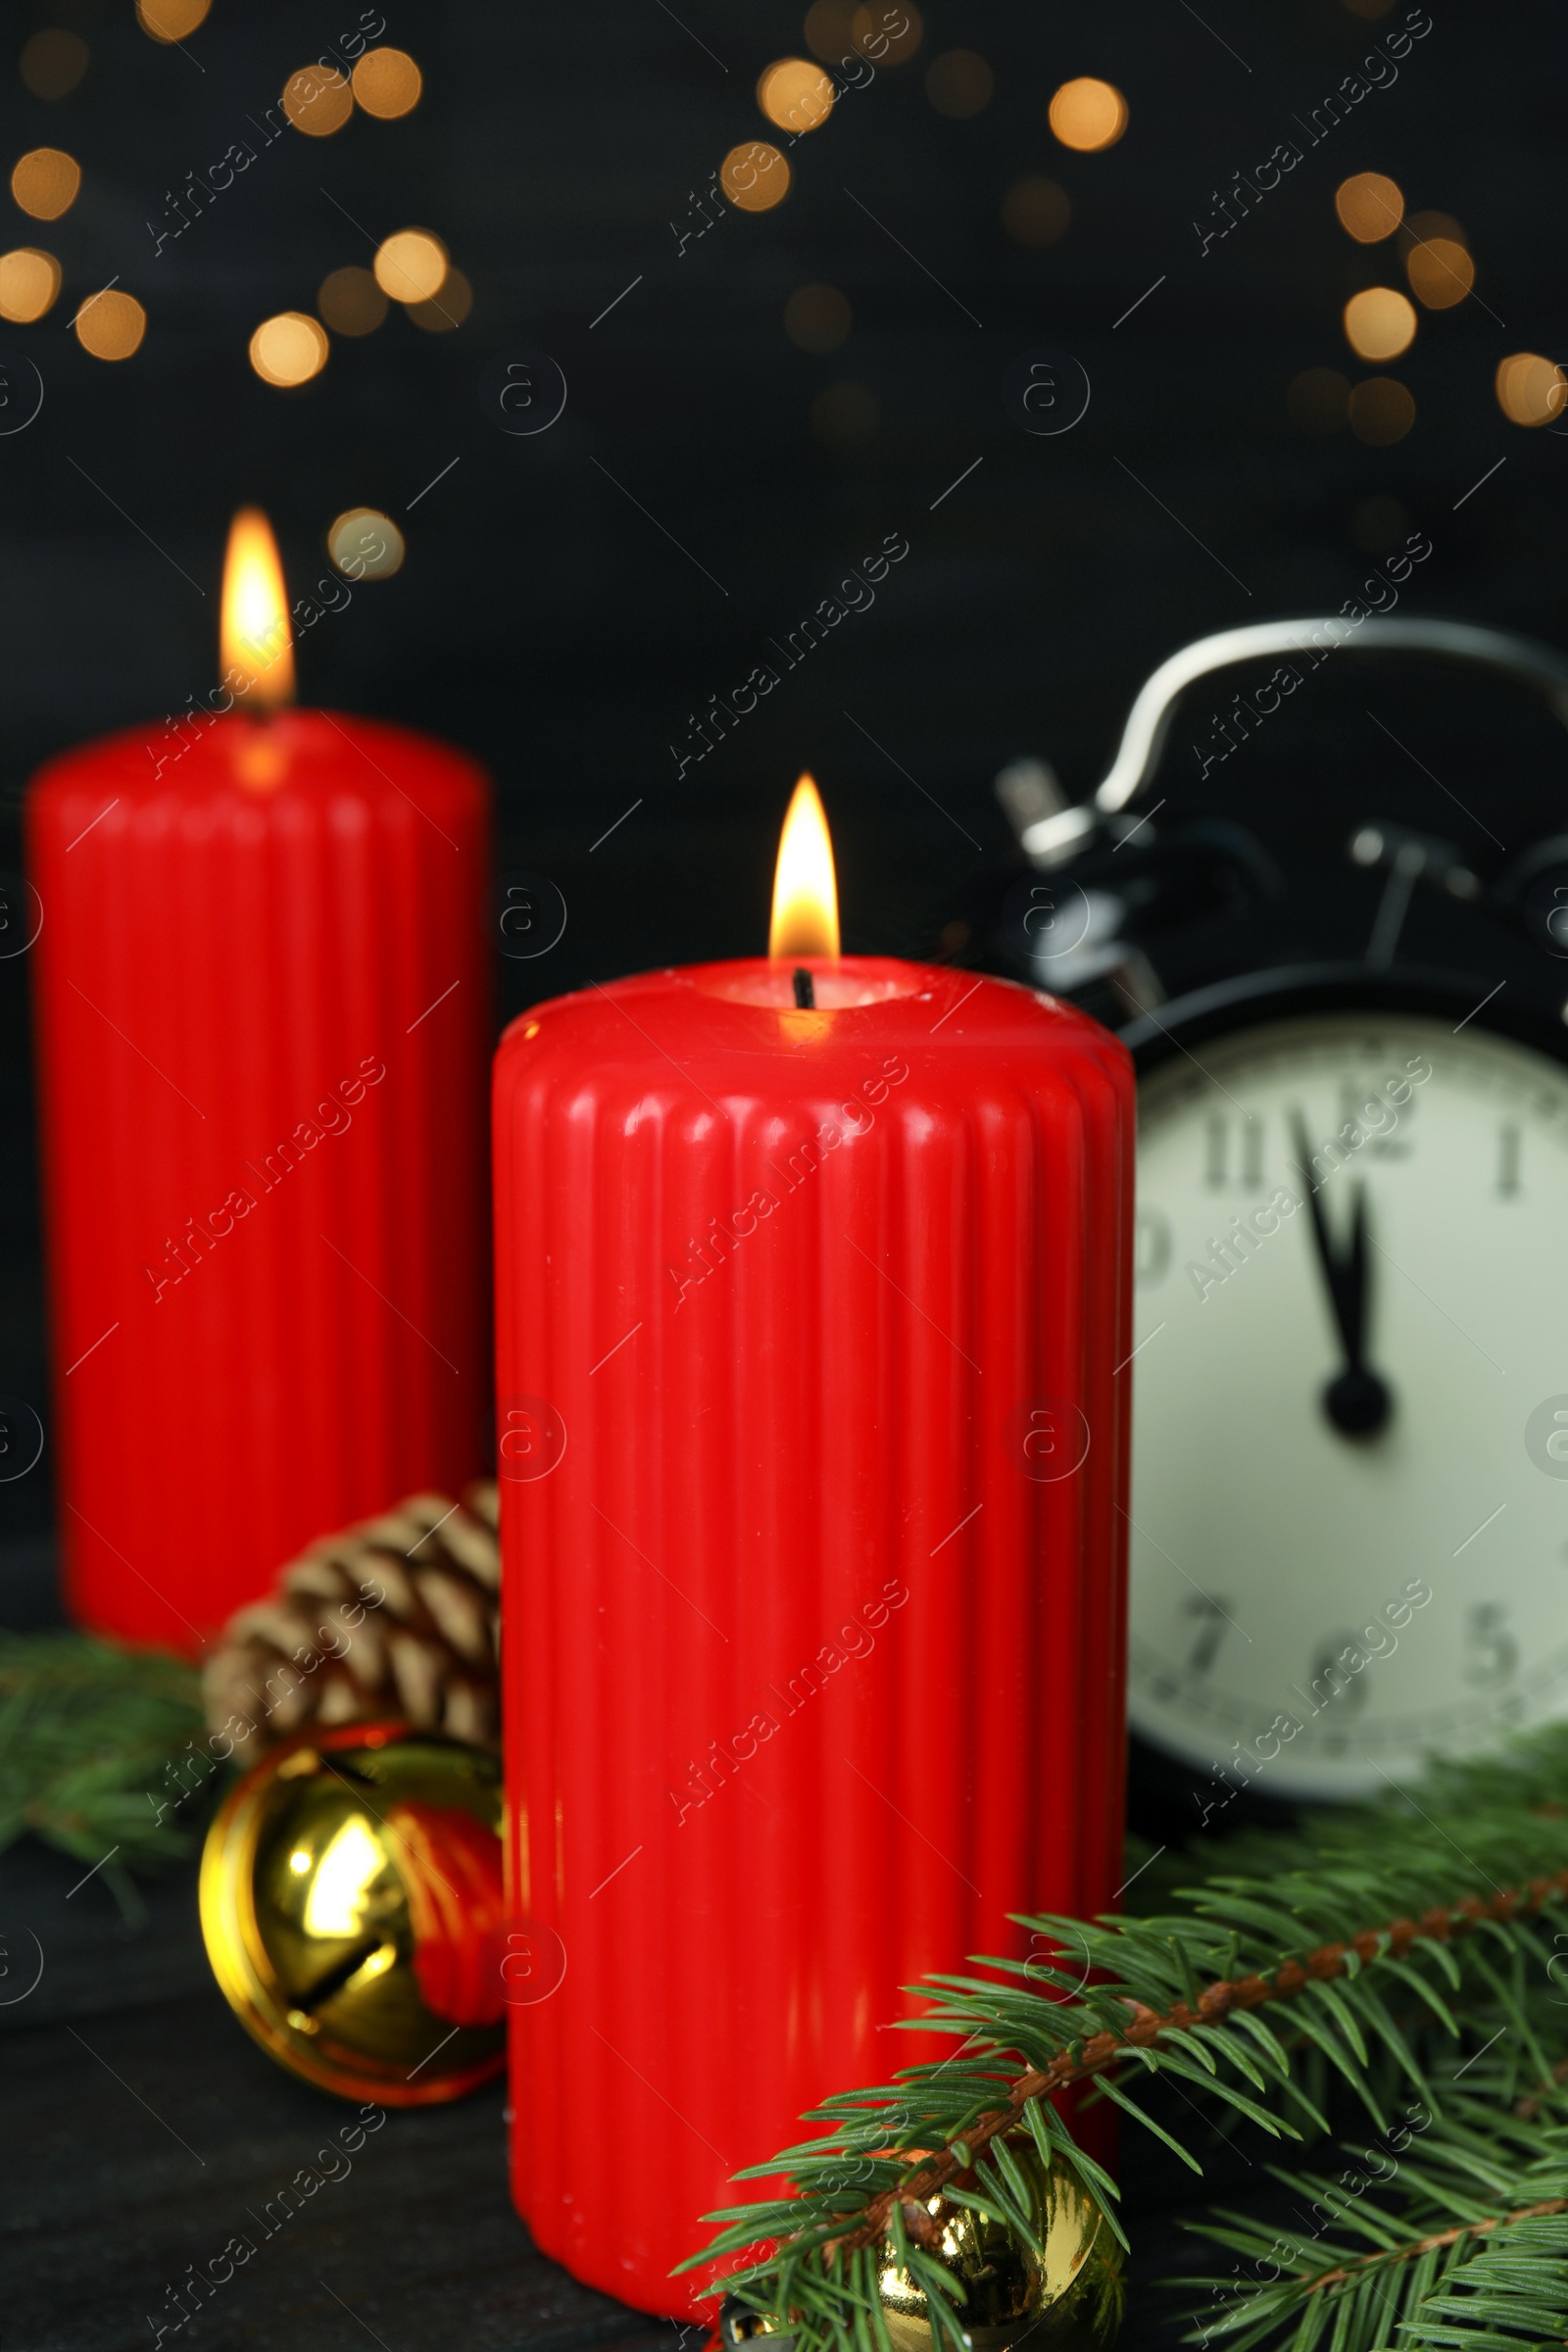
[
  {"x1": 682, "y1": 1727, "x2": 1568, "y2": 2352},
  {"x1": 0, "y1": 1633, "x2": 208, "y2": 1915}
]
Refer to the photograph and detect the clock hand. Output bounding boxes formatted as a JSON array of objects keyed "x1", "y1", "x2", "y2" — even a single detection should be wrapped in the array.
[
  {"x1": 1344, "y1": 1181, "x2": 1372, "y2": 1365},
  {"x1": 1289, "y1": 1112, "x2": 1395, "y2": 1440},
  {"x1": 1293, "y1": 1118, "x2": 1359, "y2": 1359}
]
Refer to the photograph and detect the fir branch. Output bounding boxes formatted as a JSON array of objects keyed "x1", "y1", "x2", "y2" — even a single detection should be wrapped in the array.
[
  {"x1": 0, "y1": 1633, "x2": 208, "y2": 1913},
  {"x1": 813, "y1": 1867, "x2": 1568, "y2": 2262},
  {"x1": 683, "y1": 1726, "x2": 1568, "y2": 2352},
  {"x1": 1178, "y1": 2100, "x2": 1568, "y2": 2352}
]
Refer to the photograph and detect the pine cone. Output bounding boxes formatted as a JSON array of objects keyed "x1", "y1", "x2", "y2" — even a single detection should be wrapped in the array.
[{"x1": 201, "y1": 1483, "x2": 499, "y2": 1769}]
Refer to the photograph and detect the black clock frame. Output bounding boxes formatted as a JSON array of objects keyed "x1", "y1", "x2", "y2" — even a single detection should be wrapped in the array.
[{"x1": 1119, "y1": 958, "x2": 1568, "y2": 1080}]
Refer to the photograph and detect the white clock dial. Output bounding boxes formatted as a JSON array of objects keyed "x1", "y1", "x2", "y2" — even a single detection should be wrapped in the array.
[{"x1": 1128, "y1": 1006, "x2": 1568, "y2": 1802}]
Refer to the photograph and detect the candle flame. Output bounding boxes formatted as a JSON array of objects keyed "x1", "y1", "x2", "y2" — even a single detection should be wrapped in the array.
[
  {"x1": 769, "y1": 774, "x2": 839, "y2": 959},
  {"x1": 220, "y1": 507, "x2": 295, "y2": 709}
]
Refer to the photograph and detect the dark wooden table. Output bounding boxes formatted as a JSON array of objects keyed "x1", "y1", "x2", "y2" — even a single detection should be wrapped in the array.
[
  {"x1": 1, "y1": 1819, "x2": 1232, "y2": 2352},
  {"x1": 1, "y1": 1831, "x2": 691, "y2": 2352}
]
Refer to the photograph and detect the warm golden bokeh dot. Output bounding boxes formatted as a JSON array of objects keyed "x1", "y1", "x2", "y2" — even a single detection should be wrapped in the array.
[
  {"x1": 1286, "y1": 367, "x2": 1350, "y2": 435},
  {"x1": 1348, "y1": 375, "x2": 1415, "y2": 445},
  {"x1": 282, "y1": 64, "x2": 354, "y2": 137},
  {"x1": 1400, "y1": 208, "x2": 1465, "y2": 254},
  {"x1": 803, "y1": 0, "x2": 856, "y2": 60},
  {"x1": 373, "y1": 227, "x2": 448, "y2": 303},
  {"x1": 249, "y1": 311, "x2": 329, "y2": 387},
  {"x1": 719, "y1": 142, "x2": 790, "y2": 213},
  {"x1": 0, "y1": 246, "x2": 61, "y2": 322},
  {"x1": 784, "y1": 282, "x2": 852, "y2": 352},
  {"x1": 20, "y1": 30, "x2": 89, "y2": 99},
  {"x1": 353, "y1": 46, "x2": 422, "y2": 119},
  {"x1": 1049, "y1": 77, "x2": 1128, "y2": 153},
  {"x1": 74, "y1": 289, "x2": 146, "y2": 361},
  {"x1": 1001, "y1": 173, "x2": 1070, "y2": 247},
  {"x1": 851, "y1": 4, "x2": 922, "y2": 63},
  {"x1": 11, "y1": 147, "x2": 80, "y2": 220},
  {"x1": 810, "y1": 379, "x2": 878, "y2": 450},
  {"x1": 1495, "y1": 353, "x2": 1568, "y2": 429},
  {"x1": 408, "y1": 267, "x2": 472, "y2": 331},
  {"x1": 758, "y1": 57, "x2": 834, "y2": 133},
  {"x1": 925, "y1": 49, "x2": 993, "y2": 118},
  {"x1": 1343, "y1": 285, "x2": 1416, "y2": 362},
  {"x1": 1334, "y1": 172, "x2": 1402, "y2": 242},
  {"x1": 318, "y1": 265, "x2": 387, "y2": 337},
  {"x1": 1406, "y1": 235, "x2": 1473, "y2": 310},
  {"x1": 135, "y1": 0, "x2": 211, "y2": 39},
  {"x1": 329, "y1": 508, "x2": 406, "y2": 580}
]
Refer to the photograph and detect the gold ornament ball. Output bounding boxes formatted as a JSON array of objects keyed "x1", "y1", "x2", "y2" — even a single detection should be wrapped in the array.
[
  {"x1": 875, "y1": 2145, "x2": 1124, "y2": 2352},
  {"x1": 200, "y1": 1719, "x2": 507, "y2": 2105}
]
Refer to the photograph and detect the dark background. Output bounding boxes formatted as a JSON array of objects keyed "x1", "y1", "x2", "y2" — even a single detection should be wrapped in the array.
[{"x1": 4, "y1": 2, "x2": 1568, "y2": 2341}]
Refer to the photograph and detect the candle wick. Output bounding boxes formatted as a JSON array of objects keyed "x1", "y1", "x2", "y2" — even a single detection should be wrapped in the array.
[{"x1": 792, "y1": 967, "x2": 815, "y2": 1009}]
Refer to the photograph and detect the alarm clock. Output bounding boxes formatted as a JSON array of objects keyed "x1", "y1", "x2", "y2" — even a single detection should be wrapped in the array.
[{"x1": 988, "y1": 617, "x2": 1568, "y2": 1808}]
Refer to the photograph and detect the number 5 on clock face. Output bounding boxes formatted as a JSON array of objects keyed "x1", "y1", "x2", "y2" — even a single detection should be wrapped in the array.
[{"x1": 1125, "y1": 1004, "x2": 1568, "y2": 1801}]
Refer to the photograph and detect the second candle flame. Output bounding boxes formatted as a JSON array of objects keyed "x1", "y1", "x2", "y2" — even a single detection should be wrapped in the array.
[
  {"x1": 769, "y1": 774, "x2": 840, "y2": 960},
  {"x1": 220, "y1": 507, "x2": 296, "y2": 710}
]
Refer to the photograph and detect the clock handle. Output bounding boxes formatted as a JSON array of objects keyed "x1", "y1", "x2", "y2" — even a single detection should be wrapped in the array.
[{"x1": 1020, "y1": 616, "x2": 1568, "y2": 865}]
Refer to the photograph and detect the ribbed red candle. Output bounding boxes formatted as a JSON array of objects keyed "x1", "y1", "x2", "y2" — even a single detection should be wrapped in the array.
[
  {"x1": 493, "y1": 956, "x2": 1133, "y2": 2317},
  {"x1": 26, "y1": 708, "x2": 491, "y2": 1653}
]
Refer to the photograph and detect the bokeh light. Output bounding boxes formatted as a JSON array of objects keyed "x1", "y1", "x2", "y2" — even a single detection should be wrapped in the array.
[
  {"x1": 135, "y1": 0, "x2": 211, "y2": 39},
  {"x1": 720, "y1": 142, "x2": 790, "y2": 213},
  {"x1": 249, "y1": 311, "x2": 329, "y2": 387},
  {"x1": 1495, "y1": 353, "x2": 1568, "y2": 429},
  {"x1": 1286, "y1": 367, "x2": 1350, "y2": 435},
  {"x1": 408, "y1": 268, "x2": 472, "y2": 331},
  {"x1": 353, "y1": 47, "x2": 422, "y2": 118},
  {"x1": 784, "y1": 283, "x2": 852, "y2": 352},
  {"x1": 926, "y1": 49, "x2": 993, "y2": 118},
  {"x1": 372, "y1": 228, "x2": 448, "y2": 302},
  {"x1": 282, "y1": 64, "x2": 354, "y2": 137},
  {"x1": 803, "y1": 0, "x2": 856, "y2": 60},
  {"x1": 1405, "y1": 235, "x2": 1473, "y2": 310},
  {"x1": 1334, "y1": 172, "x2": 1402, "y2": 242},
  {"x1": 1343, "y1": 286, "x2": 1416, "y2": 362},
  {"x1": 74, "y1": 289, "x2": 146, "y2": 362},
  {"x1": 11, "y1": 147, "x2": 80, "y2": 220},
  {"x1": 1400, "y1": 208, "x2": 1465, "y2": 253},
  {"x1": 758, "y1": 57, "x2": 834, "y2": 133},
  {"x1": 810, "y1": 381, "x2": 878, "y2": 450},
  {"x1": 318, "y1": 266, "x2": 387, "y2": 337},
  {"x1": 1049, "y1": 77, "x2": 1128, "y2": 152},
  {"x1": 20, "y1": 30, "x2": 89, "y2": 99},
  {"x1": 0, "y1": 246, "x2": 60, "y2": 322},
  {"x1": 329, "y1": 509, "x2": 406, "y2": 580},
  {"x1": 1001, "y1": 174, "x2": 1070, "y2": 247},
  {"x1": 850, "y1": 5, "x2": 922, "y2": 63},
  {"x1": 1348, "y1": 376, "x2": 1415, "y2": 445}
]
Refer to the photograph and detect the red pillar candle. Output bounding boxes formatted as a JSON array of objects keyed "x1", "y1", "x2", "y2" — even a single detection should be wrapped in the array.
[
  {"x1": 26, "y1": 511, "x2": 491, "y2": 1654},
  {"x1": 493, "y1": 780, "x2": 1134, "y2": 2316}
]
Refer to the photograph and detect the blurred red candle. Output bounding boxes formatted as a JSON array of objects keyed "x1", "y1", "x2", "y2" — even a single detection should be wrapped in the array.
[
  {"x1": 493, "y1": 778, "x2": 1134, "y2": 2316},
  {"x1": 26, "y1": 510, "x2": 491, "y2": 1654}
]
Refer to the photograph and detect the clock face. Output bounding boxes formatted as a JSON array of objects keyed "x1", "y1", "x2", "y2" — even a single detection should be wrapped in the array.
[{"x1": 1127, "y1": 1006, "x2": 1568, "y2": 1802}]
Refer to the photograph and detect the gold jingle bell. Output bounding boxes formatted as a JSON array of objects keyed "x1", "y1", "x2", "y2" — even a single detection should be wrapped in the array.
[
  {"x1": 200, "y1": 1720, "x2": 507, "y2": 2105},
  {"x1": 875, "y1": 2142, "x2": 1124, "y2": 2352}
]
